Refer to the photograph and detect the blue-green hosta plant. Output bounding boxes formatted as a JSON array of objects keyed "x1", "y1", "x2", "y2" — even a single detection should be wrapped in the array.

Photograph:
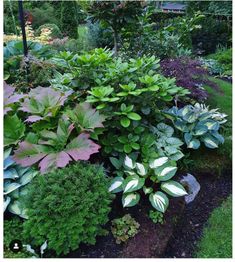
[
  {"x1": 13, "y1": 118, "x2": 100, "y2": 173},
  {"x1": 109, "y1": 155, "x2": 187, "y2": 213},
  {"x1": 164, "y1": 103, "x2": 227, "y2": 149},
  {"x1": 150, "y1": 123, "x2": 184, "y2": 161},
  {"x1": 4, "y1": 148, "x2": 38, "y2": 218}
]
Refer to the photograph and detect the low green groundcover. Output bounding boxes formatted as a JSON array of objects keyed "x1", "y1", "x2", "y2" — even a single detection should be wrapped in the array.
[{"x1": 195, "y1": 195, "x2": 232, "y2": 258}]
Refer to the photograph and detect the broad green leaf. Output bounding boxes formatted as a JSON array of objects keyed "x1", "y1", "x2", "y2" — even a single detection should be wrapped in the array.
[
  {"x1": 149, "y1": 157, "x2": 168, "y2": 169},
  {"x1": 109, "y1": 177, "x2": 124, "y2": 193},
  {"x1": 124, "y1": 144, "x2": 132, "y2": 153},
  {"x1": 161, "y1": 180, "x2": 187, "y2": 197},
  {"x1": 121, "y1": 117, "x2": 130, "y2": 127},
  {"x1": 123, "y1": 175, "x2": 145, "y2": 193},
  {"x1": 109, "y1": 157, "x2": 122, "y2": 169},
  {"x1": 149, "y1": 192, "x2": 169, "y2": 213},
  {"x1": 4, "y1": 168, "x2": 19, "y2": 179},
  {"x1": 127, "y1": 112, "x2": 141, "y2": 121},
  {"x1": 4, "y1": 114, "x2": 25, "y2": 146},
  {"x1": 122, "y1": 192, "x2": 140, "y2": 207},
  {"x1": 65, "y1": 102, "x2": 105, "y2": 131}
]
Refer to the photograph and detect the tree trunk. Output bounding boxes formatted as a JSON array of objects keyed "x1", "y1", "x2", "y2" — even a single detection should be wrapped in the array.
[{"x1": 113, "y1": 29, "x2": 118, "y2": 57}]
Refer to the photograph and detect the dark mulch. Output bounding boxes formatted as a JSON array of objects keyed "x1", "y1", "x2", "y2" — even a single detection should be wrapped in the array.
[
  {"x1": 163, "y1": 170, "x2": 232, "y2": 258},
  {"x1": 60, "y1": 170, "x2": 232, "y2": 258},
  {"x1": 64, "y1": 192, "x2": 185, "y2": 258}
]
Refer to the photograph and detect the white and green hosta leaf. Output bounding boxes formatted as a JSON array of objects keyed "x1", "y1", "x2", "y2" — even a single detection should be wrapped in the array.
[
  {"x1": 149, "y1": 157, "x2": 168, "y2": 169},
  {"x1": 124, "y1": 155, "x2": 135, "y2": 169},
  {"x1": 149, "y1": 191, "x2": 169, "y2": 213},
  {"x1": 155, "y1": 165, "x2": 177, "y2": 182},
  {"x1": 161, "y1": 180, "x2": 187, "y2": 197},
  {"x1": 193, "y1": 123, "x2": 208, "y2": 136},
  {"x1": 123, "y1": 175, "x2": 145, "y2": 193},
  {"x1": 170, "y1": 151, "x2": 184, "y2": 161},
  {"x1": 166, "y1": 137, "x2": 184, "y2": 147},
  {"x1": 109, "y1": 177, "x2": 124, "y2": 193},
  {"x1": 8, "y1": 200, "x2": 28, "y2": 219},
  {"x1": 124, "y1": 170, "x2": 136, "y2": 176},
  {"x1": 187, "y1": 138, "x2": 200, "y2": 149},
  {"x1": 201, "y1": 120, "x2": 219, "y2": 131},
  {"x1": 4, "y1": 182, "x2": 22, "y2": 195},
  {"x1": 136, "y1": 163, "x2": 147, "y2": 176},
  {"x1": 4, "y1": 196, "x2": 11, "y2": 211},
  {"x1": 211, "y1": 131, "x2": 224, "y2": 144},
  {"x1": 202, "y1": 135, "x2": 219, "y2": 149},
  {"x1": 122, "y1": 192, "x2": 140, "y2": 207}
]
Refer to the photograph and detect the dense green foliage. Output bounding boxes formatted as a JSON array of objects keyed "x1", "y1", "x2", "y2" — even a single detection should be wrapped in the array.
[
  {"x1": 4, "y1": 217, "x2": 32, "y2": 258},
  {"x1": 207, "y1": 48, "x2": 232, "y2": 76},
  {"x1": 111, "y1": 214, "x2": 140, "y2": 244},
  {"x1": 149, "y1": 210, "x2": 164, "y2": 224},
  {"x1": 22, "y1": 163, "x2": 113, "y2": 255},
  {"x1": 194, "y1": 195, "x2": 232, "y2": 258}
]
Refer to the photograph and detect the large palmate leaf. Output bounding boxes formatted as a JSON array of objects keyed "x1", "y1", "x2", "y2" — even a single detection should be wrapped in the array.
[
  {"x1": 19, "y1": 86, "x2": 73, "y2": 123},
  {"x1": 4, "y1": 114, "x2": 26, "y2": 146},
  {"x1": 64, "y1": 102, "x2": 105, "y2": 131},
  {"x1": 13, "y1": 120, "x2": 100, "y2": 173},
  {"x1": 4, "y1": 82, "x2": 25, "y2": 115}
]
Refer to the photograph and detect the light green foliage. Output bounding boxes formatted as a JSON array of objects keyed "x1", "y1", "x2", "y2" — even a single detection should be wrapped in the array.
[
  {"x1": 4, "y1": 114, "x2": 25, "y2": 147},
  {"x1": 109, "y1": 155, "x2": 187, "y2": 213},
  {"x1": 195, "y1": 195, "x2": 232, "y2": 258},
  {"x1": 22, "y1": 163, "x2": 113, "y2": 255},
  {"x1": 51, "y1": 48, "x2": 189, "y2": 159},
  {"x1": 165, "y1": 103, "x2": 227, "y2": 149},
  {"x1": 149, "y1": 210, "x2": 164, "y2": 224},
  {"x1": 4, "y1": 148, "x2": 38, "y2": 218},
  {"x1": 207, "y1": 48, "x2": 232, "y2": 76},
  {"x1": 111, "y1": 214, "x2": 140, "y2": 244}
]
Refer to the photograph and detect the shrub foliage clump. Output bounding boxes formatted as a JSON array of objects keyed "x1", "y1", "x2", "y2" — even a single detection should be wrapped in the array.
[{"x1": 22, "y1": 163, "x2": 113, "y2": 255}]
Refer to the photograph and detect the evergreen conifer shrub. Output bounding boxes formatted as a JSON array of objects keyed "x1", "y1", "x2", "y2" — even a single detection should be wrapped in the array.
[{"x1": 23, "y1": 163, "x2": 113, "y2": 255}]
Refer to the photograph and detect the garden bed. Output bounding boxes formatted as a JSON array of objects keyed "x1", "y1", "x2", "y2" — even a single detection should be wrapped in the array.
[{"x1": 62, "y1": 169, "x2": 231, "y2": 258}]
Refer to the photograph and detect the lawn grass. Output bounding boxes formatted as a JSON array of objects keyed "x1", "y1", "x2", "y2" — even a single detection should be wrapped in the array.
[
  {"x1": 184, "y1": 78, "x2": 232, "y2": 175},
  {"x1": 194, "y1": 195, "x2": 232, "y2": 258}
]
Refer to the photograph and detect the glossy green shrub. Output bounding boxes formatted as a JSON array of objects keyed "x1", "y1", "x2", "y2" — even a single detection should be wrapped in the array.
[
  {"x1": 22, "y1": 163, "x2": 113, "y2": 255},
  {"x1": 111, "y1": 214, "x2": 140, "y2": 244}
]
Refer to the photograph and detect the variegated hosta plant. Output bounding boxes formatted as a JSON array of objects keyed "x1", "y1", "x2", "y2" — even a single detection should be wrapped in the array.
[
  {"x1": 4, "y1": 148, "x2": 38, "y2": 219},
  {"x1": 109, "y1": 155, "x2": 187, "y2": 213},
  {"x1": 164, "y1": 103, "x2": 227, "y2": 149}
]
